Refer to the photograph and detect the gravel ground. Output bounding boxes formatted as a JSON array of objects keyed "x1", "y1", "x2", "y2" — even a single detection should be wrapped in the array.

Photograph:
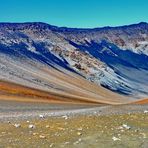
[
  {"x1": 0, "y1": 100, "x2": 148, "y2": 148},
  {"x1": 0, "y1": 100, "x2": 147, "y2": 121}
]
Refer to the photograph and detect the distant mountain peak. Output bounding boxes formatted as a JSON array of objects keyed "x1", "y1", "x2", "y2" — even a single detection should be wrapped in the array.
[{"x1": 137, "y1": 22, "x2": 148, "y2": 25}]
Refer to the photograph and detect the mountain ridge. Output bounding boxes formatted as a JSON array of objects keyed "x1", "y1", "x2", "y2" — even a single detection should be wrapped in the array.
[
  {"x1": 0, "y1": 22, "x2": 148, "y2": 104},
  {"x1": 0, "y1": 21, "x2": 147, "y2": 31}
]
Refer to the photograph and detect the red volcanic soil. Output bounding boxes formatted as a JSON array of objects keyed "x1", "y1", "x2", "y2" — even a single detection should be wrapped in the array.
[
  {"x1": 0, "y1": 80, "x2": 147, "y2": 105},
  {"x1": 0, "y1": 80, "x2": 123, "y2": 105},
  {"x1": 0, "y1": 80, "x2": 99, "y2": 104},
  {"x1": 133, "y1": 98, "x2": 148, "y2": 104}
]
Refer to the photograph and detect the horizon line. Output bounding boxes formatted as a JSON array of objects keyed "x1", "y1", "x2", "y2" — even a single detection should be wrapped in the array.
[{"x1": 0, "y1": 21, "x2": 147, "y2": 29}]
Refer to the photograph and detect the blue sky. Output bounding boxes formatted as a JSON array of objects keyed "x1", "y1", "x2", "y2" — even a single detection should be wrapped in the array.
[{"x1": 0, "y1": 0, "x2": 147, "y2": 28}]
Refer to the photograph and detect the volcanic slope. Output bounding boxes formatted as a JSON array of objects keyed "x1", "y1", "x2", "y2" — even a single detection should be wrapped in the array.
[
  {"x1": 0, "y1": 22, "x2": 148, "y2": 104},
  {"x1": 0, "y1": 53, "x2": 131, "y2": 104}
]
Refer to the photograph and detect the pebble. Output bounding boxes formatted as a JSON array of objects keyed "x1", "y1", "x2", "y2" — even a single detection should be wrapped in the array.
[
  {"x1": 140, "y1": 133, "x2": 147, "y2": 138},
  {"x1": 32, "y1": 133, "x2": 38, "y2": 136},
  {"x1": 62, "y1": 115, "x2": 68, "y2": 120},
  {"x1": 28, "y1": 124, "x2": 36, "y2": 129},
  {"x1": 112, "y1": 136, "x2": 121, "y2": 141},
  {"x1": 39, "y1": 135, "x2": 46, "y2": 139},
  {"x1": 58, "y1": 127, "x2": 65, "y2": 130},
  {"x1": 122, "y1": 124, "x2": 131, "y2": 130},
  {"x1": 49, "y1": 143, "x2": 54, "y2": 147},
  {"x1": 77, "y1": 127, "x2": 83, "y2": 131},
  {"x1": 14, "y1": 124, "x2": 21, "y2": 128},
  {"x1": 73, "y1": 138, "x2": 82, "y2": 145},
  {"x1": 77, "y1": 132, "x2": 82, "y2": 136},
  {"x1": 45, "y1": 125, "x2": 50, "y2": 128},
  {"x1": 78, "y1": 138, "x2": 82, "y2": 142},
  {"x1": 64, "y1": 142, "x2": 70, "y2": 145},
  {"x1": 144, "y1": 110, "x2": 148, "y2": 114},
  {"x1": 135, "y1": 129, "x2": 139, "y2": 132},
  {"x1": 39, "y1": 114, "x2": 45, "y2": 118}
]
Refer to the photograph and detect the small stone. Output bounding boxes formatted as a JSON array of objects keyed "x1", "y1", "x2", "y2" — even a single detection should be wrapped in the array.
[
  {"x1": 73, "y1": 138, "x2": 82, "y2": 145},
  {"x1": 14, "y1": 124, "x2": 21, "y2": 128},
  {"x1": 77, "y1": 127, "x2": 83, "y2": 131},
  {"x1": 39, "y1": 135, "x2": 46, "y2": 139},
  {"x1": 77, "y1": 132, "x2": 82, "y2": 136},
  {"x1": 39, "y1": 114, "x2": 45, "y2": 118},
  {"x1": 112, "y1": 136, "x2": 121, "y2": 141},
  {"x1": 117, "y1": 126, "x2": 123, "y2": 130},
  {"x1": 94, "y1": 111, "x2": 97, "y2": 114},
  {"x1": 64, "y1": 142, "x2": 70, "y2": 145},
  {"x1": 135, "y1": 129, "x2": 139, "y2": 132},
  {"x1": 46, "y1": 125, "x2": 50, "y2": 128},
  {"x1": 32, "y1": 133, "x2": 38, "y2": 136},
  {"x1": 144, "y1": 110, "x2": 148, "y2": 114},
  {"x1": 49, "y1": 143, "x2": 54, "y2": 147},
  {"x1": 140, "y1": 133, "x2": 147, "y2": 138},
  {"x1": 122, "y1": 124, "x2": 131, "y2": 130},
  {"x1": 58, "y1": 127, "x2": 65, "y2": 130},
  {"x1": 73, "y1": 141, "x2": 79, "y2": 145},
  {"x1": 28, "y1": 124, "x2": 36, "y2": 129},
  {"x1": 26, "y1": 120, "x2": 30, "y2": 123},
  {"x1": 8, "y1": 140, "x2": 12, "y2": 143},
  {"x1": 62, "y1": 115, "x2": 68, "y2": 120}
]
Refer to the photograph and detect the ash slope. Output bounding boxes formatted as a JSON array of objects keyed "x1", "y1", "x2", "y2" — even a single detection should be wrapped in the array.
[{"x1": 0, "y1": 22, "x2": 148, "y2": 103}]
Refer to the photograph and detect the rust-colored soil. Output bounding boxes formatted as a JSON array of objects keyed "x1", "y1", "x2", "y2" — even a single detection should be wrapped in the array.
[
  {"x1": 0, "y1": 80, "x2": 100, "y2": 104},
  {"x1": 0, "y1": 80, "x2": 147, "y2": 105},
  {"x1": 133, "y1": 98, "x2": 148, "y2": 104}
]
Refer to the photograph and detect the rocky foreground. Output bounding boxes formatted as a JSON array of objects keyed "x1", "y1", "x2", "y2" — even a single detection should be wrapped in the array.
[{"x1": 0, "y1": 103, "x2": 147, "y2": 148}]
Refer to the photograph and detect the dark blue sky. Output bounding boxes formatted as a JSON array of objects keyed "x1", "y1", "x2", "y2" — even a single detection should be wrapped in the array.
[{"x1": 0, "y1": 0, "x2": 147, "y2": 28}]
